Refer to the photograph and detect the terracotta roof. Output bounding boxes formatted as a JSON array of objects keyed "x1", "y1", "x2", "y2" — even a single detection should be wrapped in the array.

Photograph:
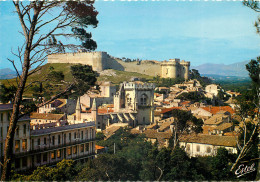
[
  {"x1": 30, "y1": 113, "x2": 64, "y2": 120},
  {"x1": 159, "y1": 121, "x2": 174, "y2": 131},
  {"x1": 106, "y1": 104, "x2": 114, "y2": 108},
  {"x1": 163, "y1": 101, "x2": 170, "y2": 104},
  {"x1": 161, "y1": 107, "x2": 182, "y2": 114},
  {"x1": 98, "y1": 108, "x2": 114, "y2": 114},
  {"x1": 179, "y1": 134, "x2": 237, "y2": 147},
  {"x1": 181, "y1": 101, "x2": 191, "y2": 105},
  {"x1": 202, "y1": 125, "x2": 215, "y2": 134},
  {"x1": 143, "y1": 130, "x2": 172, "y2": 139},
  {"x1": 130, "y1": 128, "x2": 142, "y2": 134},
  {"x1": 202, "y1": 106, "x2": 235, "y2": 115},
  {"x1": 95, "y1": 145, "x2": 105, "y2": 150},
  {"x1": 154, "y1": 93, "x2": 161, "y2": 97},
  {"x1": 215, "y1": 123, "x2": 232, "y2": 131},
  {"x1": 204, "y1": 114, "x2": 229, "y2": 125}
]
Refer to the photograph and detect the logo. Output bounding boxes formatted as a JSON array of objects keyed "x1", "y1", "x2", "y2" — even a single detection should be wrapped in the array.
[{"x1": 235, "y1": 163, "x2": 256, "y2": 178}]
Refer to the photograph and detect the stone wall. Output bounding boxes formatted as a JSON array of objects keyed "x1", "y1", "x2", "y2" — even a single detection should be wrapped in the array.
[
  {"x1": 47, "y1": 51, "x2": 190, "y2": 78},
  {"x1": 48, "y1": 52, "x2": 106, "y2": 72}
]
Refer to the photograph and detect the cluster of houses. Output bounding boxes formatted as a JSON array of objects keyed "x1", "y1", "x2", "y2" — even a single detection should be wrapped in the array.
[{"x1": 0, "y1": 79, "x2": 243, "y2": 173}]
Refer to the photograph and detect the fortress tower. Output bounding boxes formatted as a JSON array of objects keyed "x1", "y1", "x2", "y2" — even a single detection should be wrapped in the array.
[{"x1": 161, "y1": 59, "x2": 190, "y2": 80}]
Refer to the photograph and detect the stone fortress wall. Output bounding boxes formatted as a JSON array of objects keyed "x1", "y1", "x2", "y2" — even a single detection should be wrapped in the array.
[{"x1": 47, "y1": 52, "x2": 190, "y2": 79}]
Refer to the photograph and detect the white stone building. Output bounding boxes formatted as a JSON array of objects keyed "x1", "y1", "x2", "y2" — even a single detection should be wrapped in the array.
[
  {"x1": 179, "y1": 134, "x2": 237, "y2": 157},
  {"x1": 0, "y1": 104, "x2": 96, "y2": 175}
]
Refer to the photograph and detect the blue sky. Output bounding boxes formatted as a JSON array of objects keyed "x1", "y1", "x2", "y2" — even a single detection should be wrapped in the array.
[{"x1": 0, "y1": 1, "x2": 260, "y2": 70}]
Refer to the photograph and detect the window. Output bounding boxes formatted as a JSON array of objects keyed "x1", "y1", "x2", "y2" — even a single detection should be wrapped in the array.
[
  {"x1": 36, "y1": 154, "x2": 41, "y2": 164},
  {"x1": 86, "y1": 130, "x2": 88, "y2": 139},
  {"x1": 16, "y1": 126, "x2": 19, "y2": 137},
  {"x1": 43, "y1": 153, "x2": 47, "y2": 162},
  {"x1": 73, "y1": 146, "x2": 77, "y2": 154},
  {"x1": 51, "y1": 151, "x2": 56, "y2": 159},
  {"x1": 22, "y1": 157, "x2": 27, "y2": 168},
  {"x1": 68, "y1": 147, "x2": 72, "y2": 156},
  {"x1": 206, "y1": 147, "x2": 211, "y2": 153},
  {"x1": 23, "y1": 124, "x2": 26, "y2": 135},
  {"x1": 80, "y1": 144, "x2": 84, "y2": 153},
  {"x1": 64, "y1": 134, "x2": 66, "y2": 143},
  {"x1": 85, "y1": 143, "x2": 89, "y2": 152},
  {"x1": 22, "y1": 139, "x2": 27, "y2": 151},
  {"x1": 38, "y1": 138, "x2": 40, "y2": 146},
  {"x1": 69, "y1": 133, "x2": 71, "y2": 141},
  {"x1": 52, "y1": 136, "x2": 55, "y2": 145},
  {"x1": 81, "y1": 131, "x2": 83, "y2": 140},
  {"x1": 0, "y1": 113, "x2": 3, "y2": 121},
  {"x1": 0, "y1": 127, "x2": 2, "y2": 137},
  {"x1": 57, "y1": 149, "x2": 61, "y2": 158},
  {"x1": 32, "y1": 139, "x2": 34, "y2": 150},
  {"x1": 44, "y1": 137, "x2": 47, "y2": 145},
  {"x1": 196, "y1": 145, "x2": 200, "y2": 152},
  {"x1": 58, "y1": 135, "x2": 61, "y2": 144},
  {"x1": 186, "y1": 144, "x2": 190, "y2": 151},
  {"x1": 140, "y1": 94, "x2": 148, "y2": 105},
  {"x1": 15, "y1": 140, "x2": 20, "y2": 152},
  {"x1": 74, "y1": 132, "x2": 76, "y2": 139}
]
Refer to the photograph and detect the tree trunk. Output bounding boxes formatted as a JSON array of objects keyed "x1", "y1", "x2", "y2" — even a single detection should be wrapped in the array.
[
  {"x1": 1, "y1": 2, "x2": 42, "y2": 179},
  {"x1": 1, "y1": 51, "x2": 30, "y2": 181}
]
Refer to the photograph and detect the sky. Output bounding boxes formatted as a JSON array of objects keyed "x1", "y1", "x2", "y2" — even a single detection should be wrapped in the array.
[{"x1": 0, "y1": 0, "x2": 260, "y2": 70}]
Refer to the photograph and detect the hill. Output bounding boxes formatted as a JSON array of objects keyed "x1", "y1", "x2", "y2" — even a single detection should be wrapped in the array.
[
  {"x1": 191, "y1": 61, "x2": 249, "y2": 77},
  {"x1": 0, "y1": 63, "x2": 154, "y2": 96},
  {"x1": 0, "y1": 68, "x2": 20, "y2": 79}
]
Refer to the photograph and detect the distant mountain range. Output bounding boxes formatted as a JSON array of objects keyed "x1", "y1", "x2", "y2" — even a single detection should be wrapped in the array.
[
  {"x1": 0, "y1": 68, "x2": 18, "y2": 79},
  {"x1": 191, "y1": 61, "x2": 249, "y2": 77}
]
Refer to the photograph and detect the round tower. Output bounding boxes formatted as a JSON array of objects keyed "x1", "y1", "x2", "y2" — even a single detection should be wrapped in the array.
[{"x1": 180, "y1": 61, "x2": 190, "y2": 80}]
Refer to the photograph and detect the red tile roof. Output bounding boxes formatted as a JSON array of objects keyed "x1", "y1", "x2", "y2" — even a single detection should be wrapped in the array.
[
  {"x1": 95, "y1": 145, "x2": 105, "y2": 150},
  {"x1": 201, "y1": 106, "x2": 235, "y2": 115},
  {"x1": 161, "y1": 107, "x2": 182, "y2": 114},
  {"x1": 98, "y1": 108, "x2": 114, "y2": 114}
]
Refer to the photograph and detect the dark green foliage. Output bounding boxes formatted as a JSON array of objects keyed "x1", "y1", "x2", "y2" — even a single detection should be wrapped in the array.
[
  {"x1": 0, "y1": 84, "x2": 17, "y2": 103},
  {"x1": 13, "y1": 159, "x2": 77, "y2": 181},
  {"x1": 96, "y1": 132, "x2": 105, "y2": 141},
  {"x1": 176, "y1": 91, "x2": 209, "y2": 103},
  {"x1": 47, "y1": 70, "x2": 64, "y2": 83},
  {"x1": 77, "y1": 154, "x2": 135, "y2": 181},
  {"x1": 211, "y1": 148, "x2": 233, "y2": 180},
  {"x1": 70, "y1": 64, "x2": 98, "y2": 96},
  {"x1": 246, "y1": 58, "x2": 260, "y2": 84},
  {"x1": 171, "y1": 109, "x2": 203, "y2": 133}
]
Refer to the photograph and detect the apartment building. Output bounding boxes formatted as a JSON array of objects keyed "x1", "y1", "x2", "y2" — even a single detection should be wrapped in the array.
[{"x1": 0, "y1": 104, "x2": 96, "y2": 174}]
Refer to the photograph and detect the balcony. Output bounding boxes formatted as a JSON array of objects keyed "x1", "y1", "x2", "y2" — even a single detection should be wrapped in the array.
[
  {"x1": 15, "y1": 152, "x2": 96, "y2": 172},
  {"x1": 14, "y1": 138, "x2": 95, "y2": 158}
]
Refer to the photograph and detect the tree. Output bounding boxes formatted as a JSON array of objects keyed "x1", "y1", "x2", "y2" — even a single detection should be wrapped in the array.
[
  {"x1": 77, "y1": 154, "x2": 134, "y2": 181},
  {"x1": 230, "y1": 58, "x2": 260, "y2": 173},
  {"x1": 1, "y1": 1, "x2": 98, "y2": 180},
  {"x1": 169, "y1": 109, "x2": 203, "y2": 148}
]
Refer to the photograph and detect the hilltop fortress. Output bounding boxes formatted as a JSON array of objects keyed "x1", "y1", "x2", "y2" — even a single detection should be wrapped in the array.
[{"x1": 48, "y1": 52, "x2": 190, "y2": 79}]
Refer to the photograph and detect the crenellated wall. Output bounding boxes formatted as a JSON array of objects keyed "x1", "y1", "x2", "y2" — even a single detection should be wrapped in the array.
[{"x1": 47, "y1": 51, "x2": 190, "y2": 79}]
